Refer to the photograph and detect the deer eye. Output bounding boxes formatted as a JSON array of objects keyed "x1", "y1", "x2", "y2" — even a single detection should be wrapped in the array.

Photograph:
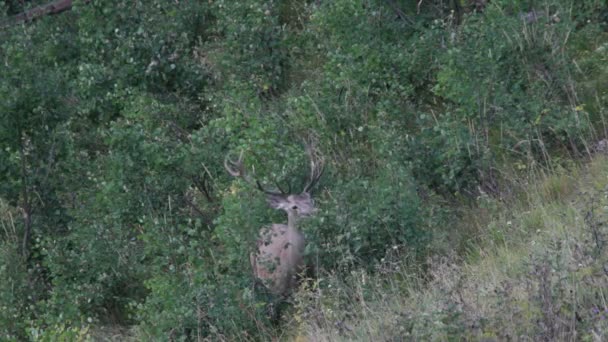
[{"x1": 292, "y1": 205, "x2": 298, "y2": 210}]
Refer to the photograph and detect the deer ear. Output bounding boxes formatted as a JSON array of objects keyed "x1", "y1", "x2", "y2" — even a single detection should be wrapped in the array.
[{"x1": 266, "y1": 194, "x2": 287, "y2": 209}]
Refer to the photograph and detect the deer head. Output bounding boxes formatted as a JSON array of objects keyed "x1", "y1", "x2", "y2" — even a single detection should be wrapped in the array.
[{"x1": 224, "y1": 140, "x2": 324, "y2": 296}]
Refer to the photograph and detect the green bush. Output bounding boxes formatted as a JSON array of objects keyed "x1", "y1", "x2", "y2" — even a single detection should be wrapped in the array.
[
  {"x1": 0, "y1": 0, "x2": 607, "y2": 339},
  {"x1": 308, "y1": 162, "x2": 427, "y2": 270},
  {"x1": 27, "y1": 323, "x2": 91, "y2": 342}
]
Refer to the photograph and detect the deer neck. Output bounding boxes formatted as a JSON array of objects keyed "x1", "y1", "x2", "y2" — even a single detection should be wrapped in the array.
[{"x1": 286, "y1": 210, "x2": 300, "y2": 233}]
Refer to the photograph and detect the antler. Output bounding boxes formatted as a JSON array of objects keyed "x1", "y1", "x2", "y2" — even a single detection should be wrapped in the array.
[
  {"x1": 224, "y1": 150, "x2": 246, "y2": 178},
  {"x1": 224, "y1": 150, "x2": 285, "y2": 196},
  {"x1": 303, "y1": 137, "x2": 325, "y2": 194}
]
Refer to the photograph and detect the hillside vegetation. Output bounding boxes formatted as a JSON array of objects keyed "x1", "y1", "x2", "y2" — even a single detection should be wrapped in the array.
[
  {"x1": 0, "y1": 0, "x2": 607, "y2": 340},
  {"x1": 296, "y1": 156, "x2": 608, "y2": 340}
]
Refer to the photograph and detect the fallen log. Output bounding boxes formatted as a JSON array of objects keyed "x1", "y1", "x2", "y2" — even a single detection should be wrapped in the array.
[{"x1": 1, "y1": 0, "x2": 83, "y2": 29}]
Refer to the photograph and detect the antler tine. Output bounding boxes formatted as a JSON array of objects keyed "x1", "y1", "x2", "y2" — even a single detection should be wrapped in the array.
[
  {"x1": 303, "y1": 137, "x2": 325, "y2": 193},
  {"x1": 257, "y1": 180, "x2": 285, "y2": 196},
  {"x1": 225, "y1": 149, "x2": 285, "y2": 196},
  {"x1": 273, "y1": 181, "x2": 291, "y2": 195},
  {"x1": 224, "y1": 150, "x2": 245, "y2": 177}
]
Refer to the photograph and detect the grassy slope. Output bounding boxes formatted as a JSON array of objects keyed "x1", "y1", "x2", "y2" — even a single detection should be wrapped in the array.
[{"x1": 287, "y1": 156, "x2": 608, "y2": 341}]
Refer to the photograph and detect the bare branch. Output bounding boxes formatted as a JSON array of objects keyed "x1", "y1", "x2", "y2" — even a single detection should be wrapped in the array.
[
  {"x1": 192, "y1": 174, "x2": 213, "y2": 202},
  {"x1": 383, "y1": 0, "x2": 414, "y2": 25}
]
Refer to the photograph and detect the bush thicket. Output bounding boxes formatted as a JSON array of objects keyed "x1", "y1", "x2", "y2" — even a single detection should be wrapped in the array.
[{"x1": 0, "y1": 0, "x2": 607, "y2": 339}]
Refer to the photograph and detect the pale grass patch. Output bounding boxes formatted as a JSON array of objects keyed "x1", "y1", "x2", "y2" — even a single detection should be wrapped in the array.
[{"x1": 292, "y1": 156, "x2": 608, "y2": 341}]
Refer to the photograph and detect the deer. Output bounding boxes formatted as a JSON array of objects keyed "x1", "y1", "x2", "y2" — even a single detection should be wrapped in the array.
[{"x1": 224, "y1": 142, "x2": 324, "y2": 298}]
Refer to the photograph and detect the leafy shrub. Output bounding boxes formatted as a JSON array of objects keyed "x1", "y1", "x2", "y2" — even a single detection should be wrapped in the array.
[
  {"x1": 0, "y1": 0, "x2": 607, "y2": 340},
  {"x1": 27, "y1": 323, "x2": 91, "y2": 342},
  {"x1": 307, "y1": 160, "x2": 428, "y2": 270}
]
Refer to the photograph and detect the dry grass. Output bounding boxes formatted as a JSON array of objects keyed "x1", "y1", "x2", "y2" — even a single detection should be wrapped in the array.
[{"x1": 288, "y1": 156, "x2": 608, "y2": 341}]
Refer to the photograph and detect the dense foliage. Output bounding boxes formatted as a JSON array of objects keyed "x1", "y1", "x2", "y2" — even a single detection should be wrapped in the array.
[{"x1": 1, "y1": 0, "x2": 607, "y2": 339}]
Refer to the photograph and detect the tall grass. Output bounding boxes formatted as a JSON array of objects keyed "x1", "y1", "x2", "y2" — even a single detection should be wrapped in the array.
[{"x1": 288, "y1": 156, "x2": 608, "y2": 341}]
